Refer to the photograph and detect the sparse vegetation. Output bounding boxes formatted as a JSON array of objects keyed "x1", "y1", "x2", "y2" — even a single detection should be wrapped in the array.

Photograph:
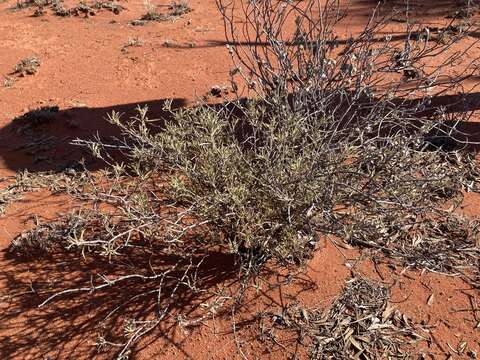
[
  {"x1": 168, "y1": 0, "x2": 191, "y2": 16},
  {"x1": 121, "y1": 37, "x2": 144, "y2": 53},
  {"x1": 3, "y1": 0, "x2": 480, "y2": 358},
  {"x1": 3, "y1": 76, "x2": 15, "y2": 87},
  {"x1": 0, "y1": 169, "x2": 91, "y2": 216},
  {"x1": 12, "y1": 57, "x2": 40, "y2": 76},
  {"x1": 138, "y1": 0, "x2": 191, "y2": 22},
  {"x1": 13, "y1": 0, "x2": 125, "y2": 17}
]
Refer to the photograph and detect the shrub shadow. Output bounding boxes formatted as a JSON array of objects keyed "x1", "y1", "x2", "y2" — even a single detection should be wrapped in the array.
[
  {"x1": 2, "y1": 90, "x2": 480, "y2": 175},
  {"x1": 0, "y1": 98, "x2": 187, "y2": 174},
  {"x1": 0, "y1": 241, "x2": 317, "y2": 359}
]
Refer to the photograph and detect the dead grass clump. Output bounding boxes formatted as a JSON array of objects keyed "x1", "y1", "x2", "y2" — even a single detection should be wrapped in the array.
[
  {"x1": 0, "y1": 169, "x2": 91, "y2": 216},
  {"x1": 51, "y1": 0, "x2": 69, "y2": 16},
  {"x1": 12, "y1": 57, "x2": 40, "y2": 76},
  {"x1": 258, "y1": 278, "x2": 425, "y2": 359},
  {"x1": 121, "y1": 37, "x2": 144, "y2": 53},
  {"x1": 32, "y1": 6, "x2": 46, "y2": 15},
  {"x1": 139, "y1": 0, "x2": 165, "y2": 21},
  {"x1": 92, "y1": 0, "x2": 125, "y2": 14},
  {"x1": 168, "y1": 0, "x2": 191, "y2": 16},
  {"x1": 3, "y1": 76, "x2": 16, "y2": 87},
  {"x1": 68, "y1": 2, "x2": 96, "y2": 17},
  {"x1": 139, "y1": 0, "x2": 191, "y2": 22},
  {"x1": 13, "y1": 0, "x2": 50, "y2": 10},
  {"x1": 14, "y1": 0, "x2": 125, "y2": 17}
]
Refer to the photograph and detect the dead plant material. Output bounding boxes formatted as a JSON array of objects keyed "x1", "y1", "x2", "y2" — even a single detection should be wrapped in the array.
[
  {"x1": 68, "y1": 1, "x2": 96, "y2": 17},
  {"x1": 3, "y1": 76, "x2": 16, "y2": 87},
  {"x1": 14, "y1": 0, "x2": 125, "y2": 17},
  {"x1": 121, "y1": 37, "x2": 144, "y2": 53},
  {"x1": 208, "y1": 84, "x2": 229, "y2": 97},
  {"x1": 0, "y1": 169, "x2": 92, "y2": 216},
  {"x1": 258, "y1": 278, "x2": 427, "y2": 359},
  {"x1": 51, "y1": 0, "x2": 69, "y2": 16},
  {"x1": 92, "y1": 0, "x2": 125, "y2": 14},
  {"x1": 12, "y1": 57, "x2": 40, "y2": 76},
  {"x1": 139, "y1": 0, "x2": 191, "y2": 22},
  {"x1": 447, "y1": 0, "x2": 480, "y2": 19},
  {"x1": 13, "y1": 0, "x2": 49, "y2": 10},
  {"x1": 8, "y1": 210, "x2": 117, "y2": 257},
  {"x1": 168, "y1": 0, "x2": 191, "y2": 16},
  {"x1": 162, "y1": 40, "x2": 195, "y2": 48}
]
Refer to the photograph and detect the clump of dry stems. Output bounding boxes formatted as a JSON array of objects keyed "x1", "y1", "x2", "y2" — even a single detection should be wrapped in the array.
[
  {"x1": 139, "y1": 0, "x2": 191, "y2": 22},
  {"x1": 13, "y1": 57, "x2": 40, "y2": 76}
]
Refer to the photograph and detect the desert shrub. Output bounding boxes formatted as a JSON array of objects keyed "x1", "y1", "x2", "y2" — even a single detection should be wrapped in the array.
[
  {"x1": 13, "y1": 57, "x2": 40, "y2": 76},
  {"x1": 8, "y1": 0, "x2": 480, "y2": 357},
  {"x1": 215, "y1": 0, "x2": 480, "y2": 269}
]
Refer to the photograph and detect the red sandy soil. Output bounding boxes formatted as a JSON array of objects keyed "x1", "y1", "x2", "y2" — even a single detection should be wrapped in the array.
[{"x1": 0, "y1": 0, "x2": 479, "y2": 359}]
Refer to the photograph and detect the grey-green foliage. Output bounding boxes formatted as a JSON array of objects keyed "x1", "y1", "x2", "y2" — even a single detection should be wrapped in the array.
[
  {"x1": 160, "y1": 104, "x2": 337, "y2": 263},
  {"x1": 101, "y1": 102, "x2": 341, "y2": 266}
]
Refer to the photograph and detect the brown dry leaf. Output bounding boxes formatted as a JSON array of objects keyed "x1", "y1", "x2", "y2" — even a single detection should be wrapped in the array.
[
  {"x1": 301, "y1": 308, "x2": 309, "y2": 322},
  {"x1": 382, "y1": 303, "x2": 396, "y2": 321},
  {"x1": 343, "y1": 326, "x2": 354, "y2": 341},
  {"x1": 427, "y1": 293, "x2": 435, "y2": 306},
  {"x1": 458, "y1": 341, "x2": 467, "y2": 354},
  {"x1": 349, "y1": 336, "x2": 364, "y2": 351},
  {"x1": 368, "y1": 323, "x2": 394, "y2": 331}
]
